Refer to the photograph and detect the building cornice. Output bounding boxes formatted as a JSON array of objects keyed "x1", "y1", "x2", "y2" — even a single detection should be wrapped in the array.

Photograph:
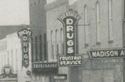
[{"x1": 45, "y1": 0, "x2": 69, "y2": 11}]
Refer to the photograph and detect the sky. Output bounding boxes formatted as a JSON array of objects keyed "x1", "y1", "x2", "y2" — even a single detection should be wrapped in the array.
[
  {"x1": 0, "y1": 0, "x2": 29, "y2": 25},
  {"x1": 0, "y1": 0, "x2": 77, "y2": 25}
]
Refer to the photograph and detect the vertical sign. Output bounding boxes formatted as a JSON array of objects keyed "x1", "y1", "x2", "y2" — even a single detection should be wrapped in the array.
[
  {"x1": 18, "y1": 28, "x2": 32, "y2": 68},
  {"x1": 58, "y1": 9, "x2": 80, "y2": 56}
]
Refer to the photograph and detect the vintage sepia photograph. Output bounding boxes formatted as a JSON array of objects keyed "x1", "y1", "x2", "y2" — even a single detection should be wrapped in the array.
[{"x1": 0, "y1": 0, "x2": 124, "y2": 82}]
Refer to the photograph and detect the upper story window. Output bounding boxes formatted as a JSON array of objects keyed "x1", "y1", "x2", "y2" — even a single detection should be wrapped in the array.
[
  {"x1": 51, "y1": 31, "x2": 54, "y2": 60},
  {"x1": 55, "y1": 29, "x2": 58, "y2": 44},
  {"x1": 51, "y1": 31, "x2": 53, "y2": 44},
  {"x1": 31, "y1": 37, "x2": 34, "y2": 61},
  {"x1": 60, "y1": 28, "x2": 63, "y2": 43},
  {"x1": 35, "y1": 36, "x2": 38, "y2": 61},
  {"x1": 60, "y1": 28, "x2": 64, "y2": 55},
  {"x1": 53, "y1": 29, "x2": 58, "y2": 60},
  {"x1": 39, "y1": 35, "x2": 43, "y2": 61},
  {"x1": 43, "y1": 33, "x2": 47, "y2": 61},
  {"x1": 96, "y1": 1, "x2": 101, "y2": 45},
  {"x1": 108, "y1": 0, "x2": 113, "y2": 43},
  {"x1": 84, "y1": 5, "x2": 89, "y2": 47}
]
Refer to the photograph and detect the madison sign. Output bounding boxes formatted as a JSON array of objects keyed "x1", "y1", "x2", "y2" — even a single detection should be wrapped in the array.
[
  {"x1": 90, "y1": 48, "x2": 125, "y2": 58},
  {"x1": 58, "y1": 9, "x2": 80, "y2": 56},
  {"x1": 18, "y1": 28, "x2": 32, "y2": 68}
]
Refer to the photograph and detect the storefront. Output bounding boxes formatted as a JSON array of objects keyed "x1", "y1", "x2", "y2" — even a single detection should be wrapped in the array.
[
  {"x1": 32, "y1": 62, "x2": 58, "y2": 82},
  {"x1": 0, "y1": 28, "x2": 32, "y2": 82},
  {"x1": 69, "y1": 48, "x2": 125, "y2": 82},
  {"x1": 57, "y1": 8, "x2": 125, "y2": 82},
  {"x1": 0, "y1": 65, "x2": 17, "y2": 82}
]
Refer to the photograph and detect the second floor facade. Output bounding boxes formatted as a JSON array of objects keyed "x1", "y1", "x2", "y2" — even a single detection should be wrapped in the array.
[{"x1": 45, "y1": 0, "x2": 125, "y2": 62}]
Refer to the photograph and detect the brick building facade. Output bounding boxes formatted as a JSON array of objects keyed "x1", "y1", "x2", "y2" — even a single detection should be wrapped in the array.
[{"x1": 45, "y1": 0, "x2": 125, "y2": 82}]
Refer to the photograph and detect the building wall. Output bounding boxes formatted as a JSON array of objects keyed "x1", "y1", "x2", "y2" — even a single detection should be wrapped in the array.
[
  {"x1": 75, "y1": 0, "x2": 124, "y2": 82},
  {"x1": 46, "y1": 0, "x2": 125, "y2": 82},
  {"x1": 0, "y1": 38, "x2": 7, "y2": 74},
  {"x1": 6, "y1": 32, "x2": 32, "y2": 82},
  {"x1": 29, "y1": 0, "x2": 46, "y2": 35},
  {"x1": 6, "y1": 33, "x2": 20, "y2": 74},
  {"x1": 0, "y1": 33, "x2": 21, "y2": 75},
  {"x1": 29, "y1": 0, "x2": 48, "y2": 63},
  {"x1": 0, "y1": 32, "x2": 32, "y2": 82},
  {"x1": 46, "y1": 0, "x2": 124, "y2": 55},
  {"x1": 77, "y1": 0, "x2": 124, "y2": 54},
  {"x1": 29, "y1": 0, "x2": 49, "y2": 82},
  {"x1": 46, "y1": 0, "x2": 72, "y2": 82},
  {"x1": 46, "y1": 0, "x2": 69, "y2": 62}
]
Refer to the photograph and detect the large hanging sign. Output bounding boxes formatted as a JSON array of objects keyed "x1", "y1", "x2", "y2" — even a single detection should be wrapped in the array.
[
  {"x1": 58, "y1": 9, "x2": 80, "y2": 56},
  {"x1": 18, "y1": 28, "x2": 32, "y2": 68},
  {"x1": 58, "y1": 9, "x2": 81, "y2": 66}
]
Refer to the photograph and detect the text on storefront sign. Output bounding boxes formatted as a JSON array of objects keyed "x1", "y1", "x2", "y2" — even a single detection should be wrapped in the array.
[
  {"x1": 33, "y1": 62, "x2": 58, "y2": 69},
  {"x1": 59, "y1": 56, "x2": 82, "y2": 66},
  {"x1": 90, "y1": 48, "x2": 125, "y2": 58}
]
